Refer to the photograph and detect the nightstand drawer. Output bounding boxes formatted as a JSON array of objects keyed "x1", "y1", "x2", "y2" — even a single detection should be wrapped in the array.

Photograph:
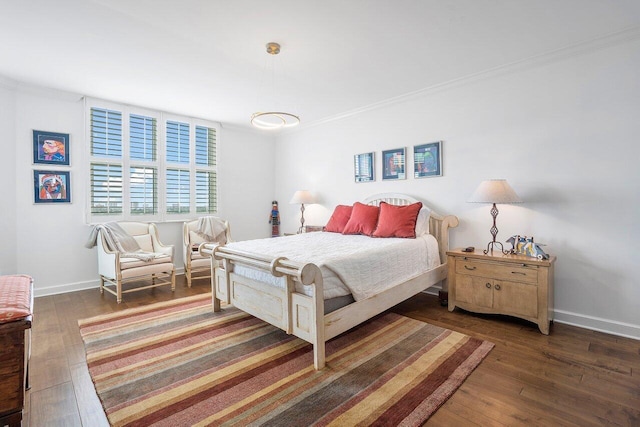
[{"x1": 455, "y1": 258, "x2": 538, "y2": 284}]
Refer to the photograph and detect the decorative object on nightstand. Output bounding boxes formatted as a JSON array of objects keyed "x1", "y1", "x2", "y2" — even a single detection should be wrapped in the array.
[
  {"x1": 506, "y1": 235, "x2": 550, "y2": 260},
  {"x1": 467, "y1": 179, "x2": 522, "y2": 255},
  {"x1": 290, "y1": 190, "x2": 316, "y2": 234},
  {"x1": 304, "y1": 225, "x2": 324, "y2": 233},
  {"x1": 447, "y1": 249, "x2": 556, "y2": 334}
]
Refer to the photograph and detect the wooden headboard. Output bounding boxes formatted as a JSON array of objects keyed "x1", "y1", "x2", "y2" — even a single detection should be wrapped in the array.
[{"x1": 362, "y1": 192, "x2": 459, "y2": 263}]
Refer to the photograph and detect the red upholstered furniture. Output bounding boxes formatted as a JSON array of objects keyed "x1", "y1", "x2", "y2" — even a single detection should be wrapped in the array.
[{"x1": 0, "y1": 275, "x2": 33, "y2": 427}]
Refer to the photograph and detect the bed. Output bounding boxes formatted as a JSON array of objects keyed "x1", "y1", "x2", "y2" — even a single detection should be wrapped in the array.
[{"x1": 199, "y1": 193, "x2": 459, "y2": 370}]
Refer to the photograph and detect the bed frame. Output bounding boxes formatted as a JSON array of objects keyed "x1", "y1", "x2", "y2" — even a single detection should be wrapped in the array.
[{"x1": 199, "y1": 193, "x2": 458, "y2": 370}]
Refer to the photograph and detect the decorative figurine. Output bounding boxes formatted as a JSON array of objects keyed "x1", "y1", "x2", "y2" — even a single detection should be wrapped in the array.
[
  {"x1": 269, "y1": 200, "x2": 280, "y2": 237},
  {"x1": 506, "y1": 235, "x2": 550, "y2": 260}
]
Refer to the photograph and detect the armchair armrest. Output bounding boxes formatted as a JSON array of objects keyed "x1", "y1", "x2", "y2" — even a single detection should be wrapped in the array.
[
  {"x1": 97, "y1": 231, "x2": 119, "y2": 279},
  {"x1": 149, "y1": 223, "x2": 174, "y2": 260}
]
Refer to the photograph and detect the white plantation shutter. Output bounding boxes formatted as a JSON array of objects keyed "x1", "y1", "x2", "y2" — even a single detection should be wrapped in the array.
[
  {"x1": 86, "y1": 99, "x2": 218, "y2": 222},
  {"x1": 90, "y1": 163, "x2": 123, "y2": 214},
  {"x1": 130, "y1": 114, "x2": 156, "y2": 161},
  {"x1": 130, "y1": 166, "x2": 157, "y2": 214},
  {"x1": 166, "y1": 168, "x2": 190, "y2": 214},
  {"x1": 90, "y1": 107, "x2": 123, "y2": 214},
  {"x1": 166, "y1": 121, "x2": 189, "y2": 164},
  {"x1": 195, "y1": 126, "x2": 217, "y2": 213}
]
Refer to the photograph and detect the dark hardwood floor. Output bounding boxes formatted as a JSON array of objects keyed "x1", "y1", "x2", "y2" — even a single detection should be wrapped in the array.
[{"x1": 24, "y1": 276, "x2": 639, "y2": 426}]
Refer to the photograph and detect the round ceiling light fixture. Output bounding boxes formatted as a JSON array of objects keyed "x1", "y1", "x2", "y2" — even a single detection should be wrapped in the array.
[{"x1": 251, "y1": 42, "x2": 300, "y2": 130}]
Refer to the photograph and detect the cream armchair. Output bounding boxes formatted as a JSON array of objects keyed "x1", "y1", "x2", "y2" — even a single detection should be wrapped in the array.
[
  {"x1": 183, "y1": 217, "x2": 231, "y2": 287},
  {"x1": 97, "y1": 222, "x2": 175, "y2": 303}
]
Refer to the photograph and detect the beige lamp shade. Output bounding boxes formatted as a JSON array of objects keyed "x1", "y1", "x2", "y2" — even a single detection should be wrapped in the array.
[
  {"x1": 467, "y1": 179, "x2": 522, "y2": 204},
  {"x1": 290, "y1": 190, "x2": 316, "y2": 205}
]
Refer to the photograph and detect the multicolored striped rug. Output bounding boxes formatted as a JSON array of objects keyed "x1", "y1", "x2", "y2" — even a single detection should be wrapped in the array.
[{"x1": 79, "y1": 294, "x2": 493, "y2": 426}]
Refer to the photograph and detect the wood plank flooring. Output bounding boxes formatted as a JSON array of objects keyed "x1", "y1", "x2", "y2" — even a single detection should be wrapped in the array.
[{"x1": 22, "y1": 277, "x2": 639, "y2": 426}]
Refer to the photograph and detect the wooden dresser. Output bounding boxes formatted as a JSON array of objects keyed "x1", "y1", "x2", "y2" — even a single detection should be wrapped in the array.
[
  {"x1": 447, "y1": 249, "x2": 555, "y2": 334},
  {"x1": 0, "y1": 275, "x2": 33, "y2": 427}
]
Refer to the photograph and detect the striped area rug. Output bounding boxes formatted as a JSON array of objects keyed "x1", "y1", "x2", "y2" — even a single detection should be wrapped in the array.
[{"x1": 79, "y1": 294, "x2": 493, "y2": 426}]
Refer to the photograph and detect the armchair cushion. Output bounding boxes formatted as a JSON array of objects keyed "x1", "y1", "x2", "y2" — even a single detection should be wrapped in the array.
[
  {"x1": 132, "y1": 234, "x2": 154, "y2": 252},
  {"x1": 120, "y1": 253, "x2": 172, "y2": 270}
]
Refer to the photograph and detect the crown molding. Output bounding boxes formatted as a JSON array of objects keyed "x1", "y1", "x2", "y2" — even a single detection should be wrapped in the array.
[{"x1": 296, "y1": 25, "x2": 640, "y2": 132}]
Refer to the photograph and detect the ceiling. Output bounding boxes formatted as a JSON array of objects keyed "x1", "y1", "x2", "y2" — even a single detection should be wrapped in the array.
[{"x1": 2, "y1": 0, "x2": 640, "y2": 130}]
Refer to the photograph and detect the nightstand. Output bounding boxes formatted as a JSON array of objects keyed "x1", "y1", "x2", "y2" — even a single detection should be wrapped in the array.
[
  {"x1": 284, "y1": 226, "x2": 324, "y2": 236},
  {"x1": 447, "y1": 249, "x2": 556, "y2": 334}
]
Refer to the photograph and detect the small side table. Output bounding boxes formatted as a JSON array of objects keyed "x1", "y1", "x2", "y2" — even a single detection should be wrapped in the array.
[
  {"x1": 0, "y1": 275, "x2": 33, "y2": 427},
  {"x1": 447, "y1": 249, "x2": 555, "y2": 334}
]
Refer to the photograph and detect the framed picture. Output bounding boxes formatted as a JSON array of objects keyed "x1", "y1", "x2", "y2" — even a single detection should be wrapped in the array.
[
  {"x1": 382, "y1": 147, "x2": 406, "y2": 180},
  {"x1": 34, "y1": 170, "x2": 71, "y2": 203},
  {"x1": 33, "y1": 130, "x2": 69, "y2": 165},
  {"x1": 354, "y1": 152, "x2": 375, "y2": 183},
  {"x1": 413, "y1": 141, "x2": 442, "y2": 178}
]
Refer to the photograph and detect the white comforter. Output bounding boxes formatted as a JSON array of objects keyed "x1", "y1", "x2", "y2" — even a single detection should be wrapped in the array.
[{"x1": 227, "y1": 232, "x2": 440, "y2": 301}]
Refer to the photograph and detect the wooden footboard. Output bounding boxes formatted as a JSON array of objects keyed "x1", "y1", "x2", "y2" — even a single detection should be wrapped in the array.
[{"x1": 199, "y1": 244, "x2": 327, "y2": 369}]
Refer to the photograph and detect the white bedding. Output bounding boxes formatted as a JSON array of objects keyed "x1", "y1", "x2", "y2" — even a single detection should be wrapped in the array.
[{"x1": 227, "y1": 232, "x2": 441, "y2": 301}]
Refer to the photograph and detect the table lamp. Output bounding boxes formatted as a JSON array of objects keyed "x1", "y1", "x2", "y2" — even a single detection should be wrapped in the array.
[
  {"x1": 290, "y1": 190, "x2": 316, "y2": 234},
  {"x1": 467, "y1": 179, "x2": 522, "y2": 254}
]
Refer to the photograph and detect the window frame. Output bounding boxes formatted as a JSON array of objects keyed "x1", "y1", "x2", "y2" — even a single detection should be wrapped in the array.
[{"x1": 85, "y1": 98, "x2": 219, "y2": 224}]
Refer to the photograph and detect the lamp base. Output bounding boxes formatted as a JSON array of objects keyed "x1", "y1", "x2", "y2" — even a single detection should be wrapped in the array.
[{"x1": 484, "y1": 240, "x2": 509, "y2": 255}]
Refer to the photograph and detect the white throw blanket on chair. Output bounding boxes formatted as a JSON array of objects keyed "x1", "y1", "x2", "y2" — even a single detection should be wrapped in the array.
[
  {"x1": 85, "y1": 223, "x2": 156, "y2": 261},
  {"x1": 195, "y1": 216, "x2": 227, "y2": 243}
]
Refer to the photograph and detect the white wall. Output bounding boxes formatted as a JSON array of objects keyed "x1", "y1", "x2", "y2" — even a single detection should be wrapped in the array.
[
  {"x1": 2, "y1": 87, "x2": 276, "y2": 296},
  {"x1": 0, "y1": 81, "x2": 17, "y2": 275},
  {"x1": 275, "y1": 39, "x2": 640, "y2": 339}
]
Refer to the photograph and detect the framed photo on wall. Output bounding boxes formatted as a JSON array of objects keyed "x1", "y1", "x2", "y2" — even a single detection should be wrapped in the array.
[
  {"x1": 382, "y1": 147, "x2": 406, "y2": 180},
  {"x1": 34, "y1": 170, "x2": 71, "y2": 203},
  {"x1": 33, "y1": 130, "x2": 69, "y2": 165},
  {"x1": 413, "y1": 141, "x2": 442, "y2": 178},
  {"x1": 354, "y1": 152, "x2": 375, "y2": 183}
]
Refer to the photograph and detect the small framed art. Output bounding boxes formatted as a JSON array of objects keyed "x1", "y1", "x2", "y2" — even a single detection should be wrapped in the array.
[
  {"x1": 354, "y1": 152, "x2": 375, "y2": 183},
  {"x1": 413, "y1": 141, "x2": 442, "y2": 178},
  {"x1": 34, "y1": 170, "x2": 71, "y2": 203},
  {"x1": 33, "y1": 130, "x2": 69, "y2": 165},
  {"x1": 382, "y1": 147, "x2": 406, "y2": 180}
]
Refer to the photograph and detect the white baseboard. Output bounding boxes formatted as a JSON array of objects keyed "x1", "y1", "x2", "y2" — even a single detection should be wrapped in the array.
[
  {"x1": 553, "y1": 309, "x2": 640, "y2": 341},
  {"x1": 422, "y1": 288, "x2": 640, "y2": 341},
  {"x1": 34, "y1": 268, "x2": 187, "y2": 298},
  {"x1": 35, "y1": 279, "x2": 101, "y2": 297}
]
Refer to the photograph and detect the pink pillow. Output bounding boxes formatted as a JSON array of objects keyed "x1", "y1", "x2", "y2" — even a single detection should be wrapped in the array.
[
  {"x1": 372, "y1": 201, "x2": 423, "y2": 238},
  {"x1": 325, "y1": 205, "x2": 353, "y2": 233},
  {"x1": 342, "y1": 202, "x2": 380, "y2": 236}
]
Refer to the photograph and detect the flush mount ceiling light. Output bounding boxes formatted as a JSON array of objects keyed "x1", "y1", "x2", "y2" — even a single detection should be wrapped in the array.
[{"x1": 251, "y1": 42, "x2": 300, "y2": 130}]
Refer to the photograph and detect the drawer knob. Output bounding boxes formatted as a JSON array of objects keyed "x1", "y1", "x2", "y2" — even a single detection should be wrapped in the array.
[
  {"x1": 495, "y1": 284, "x2": 501, "y2": 291},
  {"x1": 485, "y1": 282, "x2": 491, "y2": 289},
  {"x1": 511, "y1": 271, "x2": 526, "y2": 275},
  {"x1": 464, "y1": 265, "x2": 477, "y2": 271}
]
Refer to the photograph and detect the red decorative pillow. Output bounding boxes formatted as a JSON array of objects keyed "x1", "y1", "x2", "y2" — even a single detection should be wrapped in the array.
[
  {"x1": 342, "y1": 202, "x2": 380, "y2": 236},
  {"x1": 372, "y1": 201, "x2": 423, "y2": 238},
  {"x1": 325, "y1": 205, "x2": 353, "y2": 233}
]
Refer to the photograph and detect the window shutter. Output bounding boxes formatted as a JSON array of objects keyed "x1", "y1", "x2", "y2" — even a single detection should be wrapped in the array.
[
  {"x1": 166, "y1": 168, "x2": 190, "y2": 213},
  {"x1": 130, "y1": 166, "x2": 157, "y2": 214},
  {"x1": 90, "y1": 163, "x2": 123, "y2": 214},
  {"x1": 130, "y1": 114, "x2": 156, "y2": 161},
  {"x1": 195, "y1": 126, "x2": 217, "y2": 213},
  {"x1": 166, "y1": 120, "x2": 190, "y2": 164},
  {"x1": 90, "y1": 108, "x2": 123, "y2": 214},
  {"x1": 91, "y1": 108, "x2": 122, "y2": 158}
]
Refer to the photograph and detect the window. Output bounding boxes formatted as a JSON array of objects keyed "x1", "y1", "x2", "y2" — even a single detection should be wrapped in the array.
[{"x1": 87, "y1": 100, "x2": 218, "y2": 223}]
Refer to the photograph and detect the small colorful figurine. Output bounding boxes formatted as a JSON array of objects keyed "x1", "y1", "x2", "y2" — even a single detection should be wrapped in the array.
[
  {"x1": 269, "y1": 200, "x2": 280, "y2": 237},
  {"x1": 506, "y1": 235, "x2": 549, "y2": 260}
]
